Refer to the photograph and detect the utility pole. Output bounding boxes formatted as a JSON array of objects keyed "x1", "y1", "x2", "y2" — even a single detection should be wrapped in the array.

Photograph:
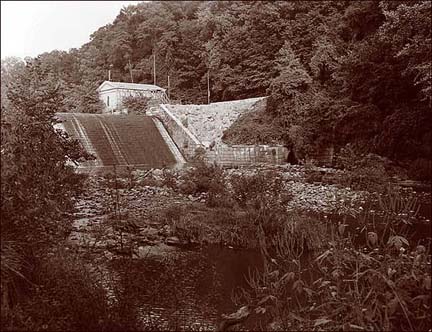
[
  {"x1": 108, "y1": 64, "x2": 113, "y2": 81},
  {"x1": 207, "y1": 69, "x2": 210, "y2": 104}
]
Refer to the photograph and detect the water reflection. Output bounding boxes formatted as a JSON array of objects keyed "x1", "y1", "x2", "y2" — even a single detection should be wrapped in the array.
[{"x1": 109, "y1": 246, "x2": 262, "y2": 331}]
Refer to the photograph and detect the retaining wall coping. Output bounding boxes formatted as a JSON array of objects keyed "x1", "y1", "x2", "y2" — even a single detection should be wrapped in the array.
[{"x1": 160, "y1": 104, "x2": 202, "y2": 146}]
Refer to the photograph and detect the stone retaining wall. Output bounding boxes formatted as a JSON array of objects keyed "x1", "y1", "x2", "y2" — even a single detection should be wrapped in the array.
[
  {"x1": 150, "y1": 104, "x2": 289, "y2": 166},
  {"x1": 204, "y1": 144, "x2": 289, "y2": 167},
  {"x1": 148, "y1": 105, "x2": 204, "y2": 160}
]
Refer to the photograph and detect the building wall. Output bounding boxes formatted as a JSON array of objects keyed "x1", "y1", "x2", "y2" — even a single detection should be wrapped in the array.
[{"x1": 99, "y1": 90, "x2": 119, "y2": 113}]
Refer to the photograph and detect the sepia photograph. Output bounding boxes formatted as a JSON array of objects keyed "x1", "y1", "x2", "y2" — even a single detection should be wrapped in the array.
[{"x1": 1, "y1": 1, "x2": 431, "y2": 331}]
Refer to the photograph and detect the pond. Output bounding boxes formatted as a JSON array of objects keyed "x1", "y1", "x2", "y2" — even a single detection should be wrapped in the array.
[
  {"x1": 107, "y1": 245, "x2": 263, "y2": 331},
  {"x1": 75, "y1": 183, "x2": 430, "y2": 331}
]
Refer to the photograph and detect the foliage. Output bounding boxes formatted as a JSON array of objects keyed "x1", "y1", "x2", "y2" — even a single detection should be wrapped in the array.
[
  {"x1": 236, "y1": 216, "x2": 431, "y2": 331},
  {"x1": 222, "y1": 99, "x2": 285, "y2": 145},
  {"x1": 230, "y1": 170, "x2": 289, "y2": 209},
  {"x1": 334, "y1": 145, "x2": 401, "y2": 192},
  {"x1": 178, "y1": 161, "x2": 225, "y2": 195},
  {"x1": 1, "y1": 59, "x2": 89, "y2": 245},
  {"x1": 122, "y1": 94, "x2": 150, "y2": 114},
  {"x1": 407, "y1": 158, "x2": 432, "y2": 182},
  {"x1": 1, "y1": 59, "x2": 89, "y2": 326},
  {"x1": 1, "y1": 247, "x2": 128, "y2": 331}
]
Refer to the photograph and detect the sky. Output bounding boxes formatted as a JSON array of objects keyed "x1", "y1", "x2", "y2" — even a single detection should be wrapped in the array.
[{"x1": 1, "y1": 1, "x2": 143, "y2": 60}]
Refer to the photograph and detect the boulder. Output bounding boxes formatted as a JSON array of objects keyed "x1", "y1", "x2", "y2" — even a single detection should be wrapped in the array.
[
  {"x1": 137, "y1": 243, "x2": 178, "y2": 258},
  {"x1": 166, "y1": 236, "x2": 181, "y2": 246}
]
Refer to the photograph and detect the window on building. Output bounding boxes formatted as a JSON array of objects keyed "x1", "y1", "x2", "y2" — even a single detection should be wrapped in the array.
[{"x1": 107, "y1": 96, "x2": 110, "y2": 106}]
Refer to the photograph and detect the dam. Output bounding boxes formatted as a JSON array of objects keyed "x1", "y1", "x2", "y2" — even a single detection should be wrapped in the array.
[{"x1": 55, "y1": 113, "x2": 185, "y2": 172}]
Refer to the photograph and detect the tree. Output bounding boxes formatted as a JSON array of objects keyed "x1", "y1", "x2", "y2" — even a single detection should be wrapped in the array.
[
  {"x1": 379, "y1": 1, "x2": 432, "y2": 105},
  {"x1": 1, "y1": 57, "x2": 26, "y2": 109},
  {"x1": 1, "y1": 59, "x2": 88, "y2": 244}
]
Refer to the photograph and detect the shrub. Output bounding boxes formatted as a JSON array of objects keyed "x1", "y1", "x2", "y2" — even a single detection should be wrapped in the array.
[
  {"x1": 1, "y1": 58, "x2": 89, "y2": 329},
  {"x1": 334, "y1": 146, "x2": 394, "y2": 192},
  {"x1": 1, "y1": 59, "x2": 88, "y2": 245},
  {"x1": 1, "y1": 246, "x2": 126, "y2": 331},
  {"x1": 304, "y1": 161, "x2": 324, "y2": 184},
  {"x1": 407, "y1": 158, "x2": 431, "y2": 182},
  {"x1": 230, "y1": 170, "x2": 289, "y2": 209},
  {"x1": 179, "y1": 161, "x2": 225, "y2": 195},
  {"x1": 122, "y1": 94, "x2": 150, "y2": 115}
]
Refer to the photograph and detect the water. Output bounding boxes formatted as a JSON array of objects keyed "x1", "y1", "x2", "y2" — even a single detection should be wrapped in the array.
[
  {"x1": 107, "y1": 246, "x2": 262, "y2": 331},
  {"x1": 55, "y1": 113, "x2": 179, "y2": 169}
]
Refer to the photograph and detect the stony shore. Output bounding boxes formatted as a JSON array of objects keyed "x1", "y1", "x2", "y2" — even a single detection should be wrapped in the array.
[{"x1": 65, "y1": 165, "x2": 431, "y2": 259}]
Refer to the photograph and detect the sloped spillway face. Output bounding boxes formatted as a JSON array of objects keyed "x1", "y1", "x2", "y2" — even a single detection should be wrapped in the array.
[{"x1": 56, "y1": 113, "x2": 177, "y2": 170}]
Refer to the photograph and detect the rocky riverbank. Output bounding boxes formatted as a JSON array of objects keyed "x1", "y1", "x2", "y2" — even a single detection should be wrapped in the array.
[{"x1": 64, "y1": 163, "x2": 431, "y2": 261}]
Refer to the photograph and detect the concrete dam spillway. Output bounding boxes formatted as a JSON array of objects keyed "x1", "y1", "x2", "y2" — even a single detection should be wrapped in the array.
[{"x1": 55, "y1": 113, "x2": 184, "y2": 171}]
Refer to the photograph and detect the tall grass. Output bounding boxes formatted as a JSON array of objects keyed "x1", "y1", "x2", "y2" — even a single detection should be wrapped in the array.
[{"x1": 230, "y1": 192, "x2": 431, "y2": 331}]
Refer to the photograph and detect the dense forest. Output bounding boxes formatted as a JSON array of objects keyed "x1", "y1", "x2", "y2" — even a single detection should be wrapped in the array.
[{"x1": 1, "y1": 1, "x2": 431, "y2": 166}]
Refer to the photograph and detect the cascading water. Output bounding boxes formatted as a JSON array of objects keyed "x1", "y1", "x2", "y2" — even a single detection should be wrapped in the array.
[{"x1": 56, "y1": 113, "x2": 181, "y2": 171}]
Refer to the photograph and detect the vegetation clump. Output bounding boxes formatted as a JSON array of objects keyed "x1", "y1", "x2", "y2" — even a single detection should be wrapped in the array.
[{"x1": 122, "y1": 94, "x2": 150, "y2": 115}]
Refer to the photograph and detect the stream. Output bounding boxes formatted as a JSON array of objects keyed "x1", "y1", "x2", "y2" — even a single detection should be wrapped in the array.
[
  {"x1": 68, "y1": 174, "x2": 431, "y2": 331},
  {"x1": 104, "y1": 245, "x2": 262, "y2": 331}
]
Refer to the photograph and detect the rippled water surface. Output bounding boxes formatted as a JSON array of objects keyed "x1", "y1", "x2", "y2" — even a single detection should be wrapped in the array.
[{"x1": 108, "y1": 246, "x2": 262, "y2": 330}]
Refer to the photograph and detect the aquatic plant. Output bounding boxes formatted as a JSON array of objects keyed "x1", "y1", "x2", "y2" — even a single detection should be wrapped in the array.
[{"x1": 236, "y1": 220, "x2": 431, "y2": 331}]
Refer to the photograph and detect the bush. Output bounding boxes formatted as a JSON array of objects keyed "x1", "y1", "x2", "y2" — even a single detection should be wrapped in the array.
[
  {"x1": 304, "y1": 161, "x2": 324, "y2": 184},
  {"x1": 230, "y1": 170, "x2": 289, "y2": 209},
  {"x1": 1, "y1": 59, "x2": 88, "y2": 245},
  {"x1": 122, "y1": 95, "x2": 150, "y2": 115},
  {"x1": 179, "y1": 161, "x2": 225, "y2": 195},
  {"x1": 1, "y1": 58, "x2": 90, "y2": 329},
  {"x1": 407, "y1": 158, "x2": 431, "y2": 182},
  {"x1": 1, "y1": 247, "x2": 125, "y2": 331},
  {"x1": 161, "y1": 169, "x2": 178, "y2": 190},
  {"x1": 334, "y1": 145, "x2": 394, "y2": 192}
]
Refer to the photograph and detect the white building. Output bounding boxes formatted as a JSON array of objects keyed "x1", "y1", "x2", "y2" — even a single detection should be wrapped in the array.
[{"x1": 97, "y1": 81, "x2": 168, "y2": 113}]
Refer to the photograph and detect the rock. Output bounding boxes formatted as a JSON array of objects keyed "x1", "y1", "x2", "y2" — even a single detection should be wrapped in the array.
[
  {"x1": 137, "y1": 243, "x2": 178, "y2": 258},
  {"x1": 152, "y1": 169, "x2": 164, "y2": 179},
  {"x1": 103, "y1": 250, "x2": 114, "y2": 260},
  {"x1": 94, "y1": 241, "x2": 106, "y2": 249},
  {"x1": 166, "y1": 236, "x2": 181, "y2": 246},
  {"x1": 140, "y1": 226, "x2": 159, "y2": 237},
  {"x1": 105, "y1": 239, "x2": 117, "y2": 248}
]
